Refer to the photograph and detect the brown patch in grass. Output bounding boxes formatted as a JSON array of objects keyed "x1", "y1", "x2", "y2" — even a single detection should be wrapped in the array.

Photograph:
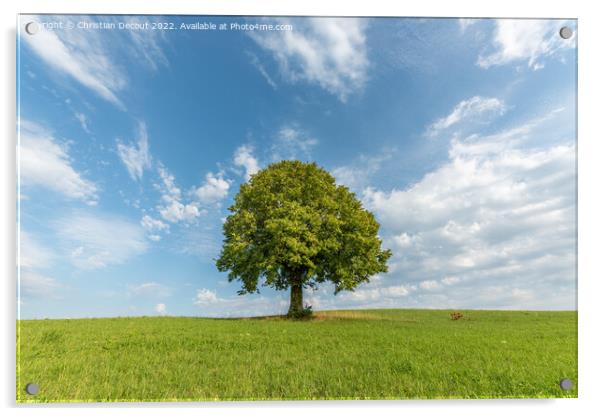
[
  {"x1": 314, "y1": 310, "x2": 418, "y2": 323},
  {"x1": 450, "y1": 312, "x2": 464, "y2": 321}
]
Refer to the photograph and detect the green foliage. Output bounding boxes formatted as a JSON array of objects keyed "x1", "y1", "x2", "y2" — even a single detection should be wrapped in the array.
[
  {"x1": 216, "y1": 160, "x2": 392, "y2": 313},
  {"x1": 17, "y1": 310, "x2": 578, "y2": 402}
]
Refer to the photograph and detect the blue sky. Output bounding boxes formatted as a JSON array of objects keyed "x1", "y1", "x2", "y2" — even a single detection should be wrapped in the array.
[{"x1": 17, "y1": 16, "x2": 577, "y2": 319}]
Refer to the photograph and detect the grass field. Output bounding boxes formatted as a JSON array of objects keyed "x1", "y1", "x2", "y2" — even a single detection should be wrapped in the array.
[{"x1": 16, "y1": 309, "x2": 577, "y2": 402}]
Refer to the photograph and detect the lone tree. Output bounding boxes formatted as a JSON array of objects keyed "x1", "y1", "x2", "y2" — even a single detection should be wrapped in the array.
[{"x1": 216, "y1": 160, "x2": 391, "y2": 318}]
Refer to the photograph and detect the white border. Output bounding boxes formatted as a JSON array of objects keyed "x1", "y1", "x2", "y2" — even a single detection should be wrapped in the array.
[{"x1": 2, "y1": 1, "x2": 601, "y2": 415}]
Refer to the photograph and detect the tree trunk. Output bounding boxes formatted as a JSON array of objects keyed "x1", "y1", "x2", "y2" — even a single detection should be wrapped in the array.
[{"x1": 287, "y1": 283, "x2": 303, "y2": 317}]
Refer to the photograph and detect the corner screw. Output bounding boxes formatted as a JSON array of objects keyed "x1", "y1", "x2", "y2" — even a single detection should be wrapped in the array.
[
  {"x1": 25, "y1": 22, "x2": 39, "y2": 35},
  {"x1": 559, "y1": 378, "x2": 573, "y2": 391},
  {"x1": 559, "y1": 26, "x2": 573, "y2": 40},
  {"x1": 25, "y1": 383, "x2": 39, "y2": 395}
]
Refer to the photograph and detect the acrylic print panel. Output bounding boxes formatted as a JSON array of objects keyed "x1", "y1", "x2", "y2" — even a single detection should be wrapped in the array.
[{"x1": 16, "y1": 15, "x2": 577, "y2": 402}]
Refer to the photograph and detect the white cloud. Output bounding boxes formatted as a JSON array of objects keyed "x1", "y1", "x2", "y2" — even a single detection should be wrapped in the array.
[
  {"x1": 122, "y1": 16, "x2": 169, "y2": 71},
  {"x1": 478, "y1": 20, "x2": 576, "y2": 70},
  {"x1": 54, "y1": 212, "x2": 148, "y2": 269},
  {"x1": 392, "y1": 233, "x2": 415, "y2": 249},
  {"x1": 447, "y1": 108, "x2": 564, "y2": 158},
  {"x1": 19, "y1": 231, "x2": 62, "y2": 299},
  {"x1": 159, "y1": 201, "x2": 200, "y2": 223},
  {"x1": 194, "y1": 288, "x2": 219, "y2": 305},
  {"x1": 382, "y1": 285, "x2": 412, "y2": 297},
  {"x1": 141, "y1": 214, "x2": 165, "y2": 241},
  {"x1": 326, "y1": 283, "x2": 414, "y2": 305},
  {"x1": 250, "y1": 18, "x2": 369, "y2": 102},
  {"x1": 155, "y1": 164, "x2": 201, "y2": 223},
  {"x1": 511, "y1": 288, "x2": 534, "y2": 302},
  {"x1": 129, "y1": 282, "x2": 171, "y2": 298},
  {"x1": 271, "y1": 126, "x2": 318, "y2": 161},
  {"x1": 233, "y1": 145, "x2": 260, "y2": 181},
  {"x1": 332, "y1": 151, "x2": 392, "y2": 191},
  {"x1": 247, "y1": 51, "x2": 277, "y2": 89},
  {"x1": 74, "y1": 112, "x2": 91, "y2": 133},
  {"x1": 22, "y1": 16, "x2": 126, "y2": 107},
  {"x1": 175, "y1": 227, "x2": 221, "y2": 260},
  {"x1": 193, "y1": 172, "x2": 231, "y2": 204},
  {"x1": 332, "y1": 166, "x2": 361, "y2": 190},
  {"x1": 193, "y1": 288, "x2": 290, "y2": 318},
  {"x1": 22, "y1": 16, "x2": 170, "y2": 108},
  {"x1": 441, "y1": 276, "x2": 461, "y2": 286},
  {"x1": 117, "y1": 121, "x2": 152, "y2": 181},
  {"x1": 155, "y1": 303, "x2": 167, "y2": 315},
  {"x1": 363, "y1": 109, "x2": 576, "y2": 310},
  {"x1": 19, "y1": 120, "x2": 98, "y2": 204},
  {"x1": 419, "y1": 280, "x2": 441, "y2": 291},
  {"x1": 458, "y1": 19, "x2": 477, "y2": 33},
  {"x1": 425, "y1": 96, "x2": 507, "y2": 137},
  {"x1": 140, "y1": 215, "x2": 169, "y2": 232},
  {"x1": 156, "y1": 164, "x2": 181, "y2": 200},
  {"x1": 20, "y1": 271, "x2": 62, "y2": 298},
  {"x1": 19, "y1": 230, "x2": 54, "y2": 270}
]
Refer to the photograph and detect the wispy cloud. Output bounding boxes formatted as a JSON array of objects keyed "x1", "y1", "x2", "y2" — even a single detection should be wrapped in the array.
[
  {"x1": 116, "y1": 121, "x2": 152, "y2": 181},
  {"x1": 250, "y1": 18, "x2": 369, "y2": 102},
  {"x1": 22, "y1": 16, "x2": 171, "y2": 109},
  {"x1": 19, "y1": 231, "x2": 62, "y2": 299},
  {"x1": 425, "y1": 96, "x2": 507, "y2": 138},
  {"x1": 140, "y1": 214, "x2": 169, "y2": 242},
  {"x1": 271, "y1": 125, "x2": 318, "y2": 161},
  {"x1": 140, "y1": 215, "x2": 169, "y2": 232},
  {"x1": 247, "y1": 51, "x2": 277, "y2": 89},
  {"x1": 122, "y1": 16, "x2": 169, "y2": 71},
  {"x1": 332, "y1": 150, "x2": 392, "y2": 192},
  {"x1": 20, "y1": 271, "x2": 63, "y2": 299},
  {"x1": 478, "y1": 20, "x2": 576, "y2": 70},
  {"x1": 458, "y1": 19, "x2": 477, "y2": 33},
  {"x1": 19, "y1": 230, "x2": 55, "y2": 270},
  {"x1": 74, "y1": 112, "x2": 91, "y2": 134},
  {"x1": 128, "y1": 282, "x2": 172, "y2": 298},
  {"x1": 19, "y1": 120, "x2": 98, "y2": 204},
  {"x1": 22, "y1": 16, "x2": 126, "y2": 107},
  {"x1": 54, "y1": 212, "x2": 148, "y2": 269}
]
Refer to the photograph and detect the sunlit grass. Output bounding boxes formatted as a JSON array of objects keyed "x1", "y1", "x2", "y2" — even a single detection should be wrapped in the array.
[{"x1": 17, "y1": 309, "x2": 577, "y2": 402}]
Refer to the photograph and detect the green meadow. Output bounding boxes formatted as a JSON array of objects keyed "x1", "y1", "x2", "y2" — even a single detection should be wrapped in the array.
[{"x1": 16, "y1": 309, "x2": 577, "y2": 402}]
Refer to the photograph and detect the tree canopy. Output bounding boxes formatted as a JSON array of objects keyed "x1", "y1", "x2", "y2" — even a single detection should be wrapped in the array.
[{"x1": 216, "y1": 160, "x2": 391, "y2": 317}]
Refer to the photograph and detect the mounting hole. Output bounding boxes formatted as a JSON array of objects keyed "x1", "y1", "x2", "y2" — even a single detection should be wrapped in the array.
[
  {"x1": 25, "y1": 22, "x2": 39, "y2": 35},
  {"x1": 559, "y1": 26, "x2": 573, "y2": 40},
  {"x1": 25, "y1": 383, "x2": 39, "y2": 395},
  {"x1": 559, "y1": 378, "x2": 573, "y2": 391}
]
